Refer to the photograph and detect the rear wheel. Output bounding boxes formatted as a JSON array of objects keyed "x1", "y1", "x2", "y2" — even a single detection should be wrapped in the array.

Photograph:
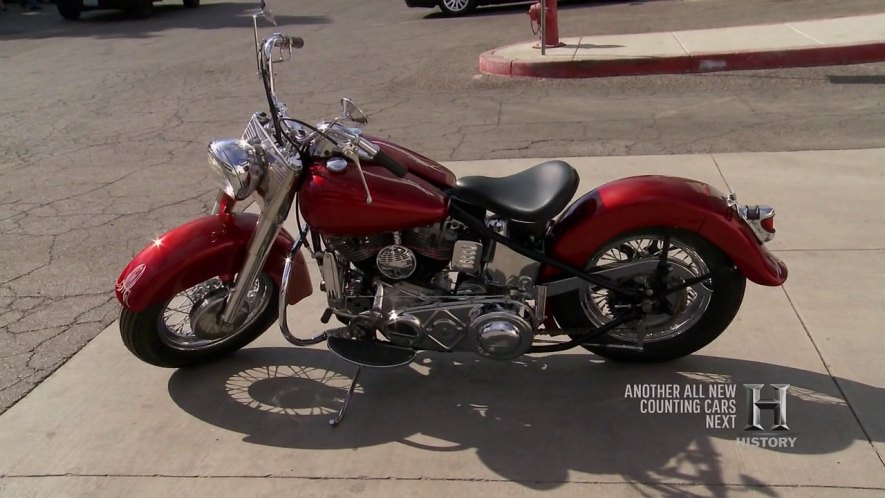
[
  {"x1": 120, "y1": 274, "x2": 278, "y2": 368},
  {"x1": 550, "y1": 229, "x2": 745, "y2": 362},
  {"x1": 438, "y1": 0, "x2": 476, "y2": 16},
  {"x1": 56, "y1": 0, "x2": 81, "y2": 20}
]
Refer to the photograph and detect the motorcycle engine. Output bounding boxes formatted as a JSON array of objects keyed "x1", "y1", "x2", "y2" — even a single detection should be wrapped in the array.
[
  {"x1": 324, "y1": 221, "x2": 460, "y2": 282},
  {"x1": 322, "y1": 220, "x2": 537, "y2": 360}
]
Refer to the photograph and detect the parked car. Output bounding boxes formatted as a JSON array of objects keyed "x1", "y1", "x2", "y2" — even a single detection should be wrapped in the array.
[
  {"x1": 56, "y1": 0, "x2": 198, "y2": 20},
  {"x1": 405, "y1": 0, "x2": 527, "y2": 16}
]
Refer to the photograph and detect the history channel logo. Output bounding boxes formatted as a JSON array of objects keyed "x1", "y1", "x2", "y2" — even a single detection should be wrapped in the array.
[{"x1": 624, "y1": 382, "x2": 797, "y2": 449}]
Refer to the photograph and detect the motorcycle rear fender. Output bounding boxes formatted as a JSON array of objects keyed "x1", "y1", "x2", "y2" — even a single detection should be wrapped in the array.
[
  {"x1": 544, "y1": 175, "x2": 787, "y2": 286},
  {"x1": 115, "y1": 212, "x2": 312, "y2": 312}
]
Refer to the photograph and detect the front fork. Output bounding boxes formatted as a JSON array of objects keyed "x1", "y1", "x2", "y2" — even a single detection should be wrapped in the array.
[{"x1": 216, "y1": 171, "x2": 298, "y2": 328}]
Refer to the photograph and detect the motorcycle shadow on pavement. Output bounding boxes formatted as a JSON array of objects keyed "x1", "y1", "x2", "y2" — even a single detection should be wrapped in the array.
[{"x1": 168, "y1": 347, "x2": 882, "y2": 493}]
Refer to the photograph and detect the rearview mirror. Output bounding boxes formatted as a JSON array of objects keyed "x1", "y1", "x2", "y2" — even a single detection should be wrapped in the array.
[
  {"x1": 341, "y1": 98, "x2": 368, "y2": 126},
  {"x1": 260, "y1": 0, "x2": 276, "y2": 26}
]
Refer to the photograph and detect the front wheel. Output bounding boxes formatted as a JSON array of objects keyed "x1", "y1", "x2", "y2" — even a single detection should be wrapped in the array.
[
  {"x1": 120, "y1": 273, "x2": 278, "y2": 368},
  {"x1": 438, "y1": 0, "x2": 476, "y2": 16},
  {"x1": 550, "y1": 229, "x2": 746, "y2": 362}
]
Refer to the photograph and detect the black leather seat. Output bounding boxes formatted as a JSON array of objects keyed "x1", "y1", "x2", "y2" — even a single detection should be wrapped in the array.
[{"x1": 454, "y1": 160, "x2": 579, "y2": 222}]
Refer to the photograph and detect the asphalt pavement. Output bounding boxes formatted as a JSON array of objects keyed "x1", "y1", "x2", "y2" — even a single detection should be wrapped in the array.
[{"x1": 0, "y1": 149, "x2": 883, "y2": 495}]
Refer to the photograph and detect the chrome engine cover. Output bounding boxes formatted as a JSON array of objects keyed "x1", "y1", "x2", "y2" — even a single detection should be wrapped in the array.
[
  {"x1": 377, "y1": 282, "x2": 536, "y2": 359},
  {"x1": 376, "y1": 244, "x2": 417, "y2": 280},
  {"x1": 467, "y1": 306, "x2": 534, "y2": 360}
]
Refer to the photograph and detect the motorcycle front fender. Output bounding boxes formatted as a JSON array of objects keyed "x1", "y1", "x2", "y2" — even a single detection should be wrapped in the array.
[
  {"x1": 544, "y1": 175, "x2": 787, "y2": 286},
  {"x1": 115, "y1": 212, "x2": 312, "y2": 312}
]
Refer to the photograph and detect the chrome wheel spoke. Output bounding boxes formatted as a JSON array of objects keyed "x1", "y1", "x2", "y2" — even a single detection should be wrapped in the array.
[
  {"x1": 579, "y1": 235, "x2": 713, "y2": 344},
  {"x1": 156, "y1": 276, "x2": 271, "y2": 350},
  {"x1": 444, "y1": 0, "x2": 468, "y2": 10}
]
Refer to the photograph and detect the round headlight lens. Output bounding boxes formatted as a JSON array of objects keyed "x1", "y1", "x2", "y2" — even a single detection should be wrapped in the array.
[{"x1": 207, "y1": 139, "x2": 263, "y2": 200}]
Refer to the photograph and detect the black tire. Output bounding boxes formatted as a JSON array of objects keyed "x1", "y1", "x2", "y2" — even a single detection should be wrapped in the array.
[
  {"x1": 438, "y1": 0, "x2": 476, "y2": 16},
  {"x1": 183, "y1": 0, "x2": 198, "y2": 8},
  {"x1": 550, "y1": 229, "x2": 746, "y2": 362},
  {"x1": 56, "y1": 0, "x2": 81, "y2": 20},
  {"x1": 120, "y1": 275, "x2": 279, "y2": 368},
  {"x1": 129, "y1": 0, "x2": 152, "y2": 18}
]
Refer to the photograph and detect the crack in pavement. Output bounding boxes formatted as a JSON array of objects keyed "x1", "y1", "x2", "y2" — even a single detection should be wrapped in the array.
[{"x1": 0, "y1": 473, "x2": 883, "y2": 490}]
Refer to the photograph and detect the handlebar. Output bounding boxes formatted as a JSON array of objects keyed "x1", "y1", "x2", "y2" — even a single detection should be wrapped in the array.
[
  {"x1": 262, "y1": 33, "x2": 303, "y2": 64},
  {"x1": 254, "y1": 31, "x2": 405, "y2": 179}
]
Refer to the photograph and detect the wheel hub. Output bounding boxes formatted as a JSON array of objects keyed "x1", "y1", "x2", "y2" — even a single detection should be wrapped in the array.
[
  {"x1": 581, "y1": 257, "x2": 711, "y2": 343},
  {"x1": 189, "y1": 289, "x2": 242, "y2": 340}
]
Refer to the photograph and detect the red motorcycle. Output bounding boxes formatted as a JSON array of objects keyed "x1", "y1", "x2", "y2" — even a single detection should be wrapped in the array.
[{"x1": 115, "y1": 3, "x2": 786, "y2": 424}]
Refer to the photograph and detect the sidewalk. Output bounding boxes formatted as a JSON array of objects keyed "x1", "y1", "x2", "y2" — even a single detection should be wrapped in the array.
[
  {"x1": 0, "y1": 149, "x2": 883, "y2": 496},
  {"x1": 480, "y1": 13, "x2": 885, "y2": 78}
]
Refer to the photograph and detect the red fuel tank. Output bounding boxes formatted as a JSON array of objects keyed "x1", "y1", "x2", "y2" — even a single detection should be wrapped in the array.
[
  {"x1": 300, "y1": 158, "x2": 450, "y2": 236},
  {"x1": 364, "y1": 136, "x2": 457, "y2": 188}
]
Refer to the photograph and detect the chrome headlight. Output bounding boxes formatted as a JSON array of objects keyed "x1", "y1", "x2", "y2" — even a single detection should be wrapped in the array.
[{"x1": 207, "y1": 139, "x2": 264, "y2": 200}]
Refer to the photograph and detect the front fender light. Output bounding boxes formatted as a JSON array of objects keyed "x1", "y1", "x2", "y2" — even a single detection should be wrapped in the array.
[{"x1": 207, "y1": 139, "x2": 264, "y2": 200}]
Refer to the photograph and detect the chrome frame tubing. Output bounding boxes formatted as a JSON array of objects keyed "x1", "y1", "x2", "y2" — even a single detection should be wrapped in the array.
[
  {"x1": 220, "y1": 169, "x2": 299, "y2": 325},
  {"x1": 279, "y1": 236, "x2": 327, "y2": 346}
]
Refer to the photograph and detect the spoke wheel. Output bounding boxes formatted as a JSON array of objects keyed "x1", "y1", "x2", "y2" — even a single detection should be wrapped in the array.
[
  {"x1": 439, "y1": 0, "x2": 477, "y2": 15},
  {"x1": 158, "y1": 275, "x2": 271, "y2": 350},
  {"x1": 550, "y1": 228, "x2": 745, "y2": 362},
  {"x1": 120, "y1": 273, "x2": 279, "y2": 368},
  {"x1": 579, "y1": 235, "x2": 713, "y2": 344}
]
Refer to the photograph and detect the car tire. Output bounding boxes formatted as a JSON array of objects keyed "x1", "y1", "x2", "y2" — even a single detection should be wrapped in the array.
[
  {"x1": 438, "y1": 0, "x2": 476, "y2": 16},
  {"x1": 130, "y1": 0, "x2": 152, "y2": 18},
  {"x1": 57, "y1": 0, "x2": 81, "y2": 20},
  {"x1": 183, "y1": 0, "x2": 199, "y2": 8}
]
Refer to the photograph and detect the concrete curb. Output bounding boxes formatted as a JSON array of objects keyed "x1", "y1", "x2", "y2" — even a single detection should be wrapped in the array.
[{"x1": 479, "y1": 41, "x2": 885, "y2": 78}]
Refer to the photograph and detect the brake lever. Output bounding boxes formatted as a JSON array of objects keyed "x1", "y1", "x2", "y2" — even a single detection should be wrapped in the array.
[
  {"x1": 342, "y1": 141, "x2": 373, "y2": 204},
  {"x1": 274, "y1": 44, "x2": 292, "y2": 63}
]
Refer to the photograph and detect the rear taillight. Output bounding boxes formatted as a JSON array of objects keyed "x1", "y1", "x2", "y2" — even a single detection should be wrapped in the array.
[
  {"x1": 761, "y1": 215, "x2": 775, "y2": 234},
  {"x1": 736, "y1": 203, "x2": 776, "y2": 243}
]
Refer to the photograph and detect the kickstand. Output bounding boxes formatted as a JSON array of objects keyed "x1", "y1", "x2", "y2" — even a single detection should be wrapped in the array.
[{"x1": 329, "y1": 365, "x2": 362, "y2": 427}]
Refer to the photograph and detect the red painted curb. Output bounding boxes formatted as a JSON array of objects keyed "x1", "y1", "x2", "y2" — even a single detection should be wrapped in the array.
[
  {"x1": 479, "y1": 42, "x2": 885, "y2": 78},
  {"x1": 690, "y1": 42, "x2": 885, "y2": 73}
]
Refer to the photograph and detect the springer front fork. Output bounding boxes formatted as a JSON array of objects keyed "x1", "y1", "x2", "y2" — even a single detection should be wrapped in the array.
[
  {"x1": 211, "y1": 174, "x2": 300, "y2": 330},
  {"x1": 214, "y1": 187, "x2": 352, "y2": 424},
  {"x1": 210, "y1": 184, "x2": 327, "y2": 346}
]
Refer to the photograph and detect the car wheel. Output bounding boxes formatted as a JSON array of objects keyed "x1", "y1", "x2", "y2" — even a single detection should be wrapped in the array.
[
  {"x1": 438, "y1": 0, "x2": 476, "y2": 16},
  {"x1": 130, "y1": 0, "x2": 152, "y2": 18},
  {"x1": 183, "y1": 0, "x2": 199, "y2": 8},
  {"x1": 57, "y1": 0, "x2": 81, "y2": 20}
]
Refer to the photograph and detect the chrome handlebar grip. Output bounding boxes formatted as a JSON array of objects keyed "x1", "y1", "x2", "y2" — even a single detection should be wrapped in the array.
[
  {"x1": 260, "y1": 33, "x2": 303, "y2": 98},
  {"x1": 261, "y1": 33, "x2": 303, "y2": 63}
]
